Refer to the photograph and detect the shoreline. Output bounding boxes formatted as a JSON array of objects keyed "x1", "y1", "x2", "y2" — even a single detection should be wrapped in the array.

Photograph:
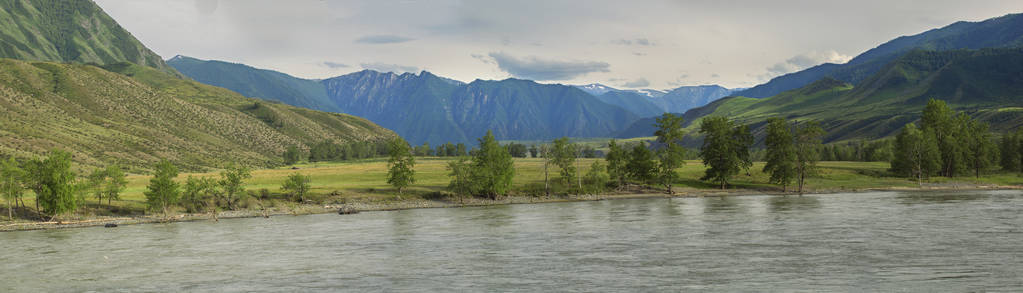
[{"x1": 1, "y1": 184, "x2": 1018, "y2": 232}]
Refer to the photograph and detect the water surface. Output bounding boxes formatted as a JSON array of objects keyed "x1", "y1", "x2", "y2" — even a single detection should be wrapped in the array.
[{"x1": 2, "y1": 190, "x2": 1021, "y2": 291}]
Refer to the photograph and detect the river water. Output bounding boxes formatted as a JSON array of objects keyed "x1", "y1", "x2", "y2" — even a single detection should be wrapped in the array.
[{"x1": 1, "y1": 190, "x2": 1021, "y2": 292}]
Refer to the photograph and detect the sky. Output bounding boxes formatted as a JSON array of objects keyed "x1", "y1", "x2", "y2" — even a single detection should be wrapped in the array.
[{"x1": 94, "y1": 0, "x2": 1023, "y2": 89}]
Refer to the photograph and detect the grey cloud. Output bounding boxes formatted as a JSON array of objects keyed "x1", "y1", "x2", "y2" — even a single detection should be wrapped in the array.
[
  {"x1": 710, "y1": 73, "x2": 720, "y2": 78},
  {"x1": 361, "y1": 62, "x2": 419, "y2": 73},
  {"x1": 621, "y1": 78, "x2": 650, "y2": 88},
  {"x1": 765, "y1": 50, "x2": 851, "y2": 76},
  {"x1": 322, "y1": 61, "x2": 349, "y2": 68},
  {"x1": 355, "y1": 34, "x2": 414, "y2": 44},
  {"x1": 487, "y1": 52, "x2": 610, "y2": 81},
  {"x1": 633, "y1": 52, "x2": 647, "y2": 56},
  {"x1": 194, "y1": 0, "x2": 217, "y2": 15},
  {"x1": 613, "y1": 38, "x2": 654, "y2": 46}
]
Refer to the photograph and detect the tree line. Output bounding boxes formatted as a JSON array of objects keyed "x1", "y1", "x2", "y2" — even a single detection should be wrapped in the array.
[{"x1": 891, "y1": 99, "x2": 1000, "y2": 184}]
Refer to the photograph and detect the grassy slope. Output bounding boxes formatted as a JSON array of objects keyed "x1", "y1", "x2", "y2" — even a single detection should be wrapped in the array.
[
  {"x1": 0, "y1": 0, "x2": 179, "y2": 76},
  {"x1": 0, "y1": 59, "x2": 396, "y2": 172}
]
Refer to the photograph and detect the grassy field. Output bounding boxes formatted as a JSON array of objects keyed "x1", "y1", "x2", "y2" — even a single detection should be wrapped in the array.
[{"x1": 5, "y1": 157, "x2": 1022, "y2": 224}]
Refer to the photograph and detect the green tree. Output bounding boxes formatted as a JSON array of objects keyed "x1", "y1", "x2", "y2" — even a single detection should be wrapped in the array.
[
  {"x1": 470, "y1": 130, "x2": 515, "y2": 199},
  {"x1": 654, "y1": 113, "x2": 686, "y2": 194},
  {"x1": 507, "y1": 143, "x2": 529, "y2": 158},
  {"x1": 281, "y1": 173, "x2": 312, "y2": 202},
  {"x1": 181, "y1": 176, "x2": 218, "y2": 214},
  {"x1": 1, "y1": 157, "x2": 25, "y2": 220},
  {"x1": 551, "y1": 137, "x2": 577, "y2": 186},
  {"x1": 283, "y1": 146, "x2": 302, "y2": 165},
  {"x1": 583, "y1": 160, "x2": 609, "y2": 194},
  {"x1": 218, "y1": 164, "x2": 251, "y2": 210},
  {"x1": 1000, "y1": 131, "x2": 1021, "y2": 172},
  {"x1": 794, "y1": 121, "x2": 825, "y2": 194},
  {"x1": 891, "y1": 123, "x2": 941, "y2": 185},
  {"x1": 964, "y1": 119, "x2": 998, "y2": 178},
  {"x1": 698, "y1": 116, "x2": 742, "y2": 189},
  {"x1": 763, "y1": 118, "x2": 797, "y2": 192},
  {"x1": 626, "y1": 142, "x2": 657, "y2": 184},
  {"x1": 446, "y1": 156, "x2": 476, "y2": 201},
  {"x1": 921, "y1": 99, "x2": 966, "y2": 177},
  {"x1": 32, "y1": 150, "x2": 77, "y2": 219},
  {"x1": 528, "y1": 144, "x2": 539, "y2": 158},
  {"x1": 733, "y1": 124, "x2": 754, "y2": 176},
  {"x1": 86, "y1": 167, "x2": 108, "y2": 205},
  {"x1": 387, "y1": 138, "x2": 416, "y2": 195},
  {"x1": 145, "y1": 160, "x2": 180, "y2": 218},
  {"x1": 103, "y1": 164, "x2": 127, "y2": 206},
  {"x1": 604, "y1": 139, "x2": 628, "y2": 188}
]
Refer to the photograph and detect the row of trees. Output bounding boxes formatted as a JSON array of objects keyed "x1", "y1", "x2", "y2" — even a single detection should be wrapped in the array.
[
  {"x1": 145, "y1": 162, "x2": 313, "y2": 219},
  {"x1": 891, "y1": 99, "x2": 999, "y2": 183},
  {"x1": 762, "y1": 118, "x2": 825, "y2": 194},
  {"x1": 305, "y1": 140, "x2": 390, "y2": 163},
  {"x1": 0, "y1": 150, "x2": 129, "y2": 221}
]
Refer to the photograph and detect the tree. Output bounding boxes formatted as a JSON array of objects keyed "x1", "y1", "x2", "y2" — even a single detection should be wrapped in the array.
[
  {"x1": 507, "y1": 143, "x2": 528, "y2": 158},
  {"x1": 921, "y1": 99, "x2": 965, "y2": 177},
  {"x1": 469, "y1": 130, "x2": 515, "y2": 199},
  {"x1": 763, "y1": 118, "x2": 797, "y2": 192},
  {"x1": 964, "y1": 119, "x2": 998, "y2": 178},
  {"x1": 539, "y1": 144, "x2": 552, "y2": 196},
  {"x1": 1000, "y1": 130, "x2": 1021, "y2": 172},
  {"x1": 1, "y1": 157, "x2": 25, "y2": 220},
  {"x1": 529, "y1": 144, "x2": 539, "y2": 158},
  {"x1": 145, "y1": 160, "x2": 180, "y2": 218},
  {"x1": 387, "y1": 138, "x2": 416, "y2": 195},
  {"x1": 794, "y1": 121, "x2": 825, "y2": 195},
  {"x1": 583, "y1": 160, "x2": 609, "y2": 194},
  {"x1": 626, "y1": 142, "x2": 657, "y2": 184},
  {"x1": 103, "y1": 164, "x2": 127, "y2": 206},
  {"x1": 32, "y1": 150, "x2": 77, "y2": 219},
  {"x1": 699, "y1": 116, "x2": 742, "y2": 189},
  {"x1": 218, "y1": 164, "x2": 251, "y2": 210},
  {"x1": 550, "y1": 137, "x2": 577, "y2": 186},
  {"x1": 181, "y1": 176, "x2": 218, "y2": 214},
  {"x1": 604, "y1": 139, "x2": 628, "y2": 188},
  {"x1": 283, "y1": 146, "x2": 302, "y2": 165},
  {"x1": 281, "y1": 173, "x2": 312, "y2": 202},
  {"x1": 654, "y1": 113, "x2": 686, "y2": 194},
  {"x1": 86, "y1": 167, "x2": 108, "y2": 206},
  {"x1": 891, "y1": 123, "x2": 941, "y2": 185},
  {"x1": 733, "y1": 124, "x2": 754, "y2": 176},
  {"x1": 446, "y1": 156, "x2": 475, "y2": 202}
]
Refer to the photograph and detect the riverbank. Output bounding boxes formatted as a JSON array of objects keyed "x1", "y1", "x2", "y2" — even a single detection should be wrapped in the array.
[{"x1": 3, "y1": 182, "x2": 1017, "y2": 232}]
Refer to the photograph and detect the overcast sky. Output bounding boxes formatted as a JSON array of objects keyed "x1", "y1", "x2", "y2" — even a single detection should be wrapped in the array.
[{"x1": 94, "y1": 0, "x2": 1022, "y2": 89}]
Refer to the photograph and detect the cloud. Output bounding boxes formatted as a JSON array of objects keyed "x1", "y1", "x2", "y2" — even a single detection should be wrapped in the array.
[
  {"x1": 765, "y1": 50, "x2": 852, "y2": 76},
  {"x1": 632, "y1": 52, "x2": 647, "y2": 56},
  {"x1": 621, "y1": 78, "x2": 650, "y2": 88},
  {"x1": 354, "y1": 34, "x2": 414, "y2": 44},
  {"x1": 322, "y1": 61, "x2": 349, "y2": 69},
  {"x1": 360, "y1": 62, "x2": 419, "y2": 73},
  {"x1": 194, "y1": 0, "x2": 217, "y2": 16},
  {"x1": 612, "y1": 38, "x2": 654, "y2": 46},
  {"x1": 710, "y1": 73, "x2": 720, "y2": 78},
  {"x1": 486, "y1": 52, "x2": 610, "y2": 81}
]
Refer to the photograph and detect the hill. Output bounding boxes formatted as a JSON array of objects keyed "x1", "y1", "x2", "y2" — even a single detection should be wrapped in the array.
[
  {"x1": 637, "y1": 48, "x2": 1023, "y2": 144},
  {"x1": 0, "y1": 59, "x2": 395, "y2": 171},
  {"x1": 0, "y1": 0, "x2": 178, "y2": 76},
  {"x1": 736, "y1": 13, "x2": 1023, "y2": 98}
]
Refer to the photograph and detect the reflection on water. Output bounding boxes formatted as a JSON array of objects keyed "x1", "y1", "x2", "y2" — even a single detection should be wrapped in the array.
[{"x1": 1, "y1": 190, "x2": 1021, "y2": 292}]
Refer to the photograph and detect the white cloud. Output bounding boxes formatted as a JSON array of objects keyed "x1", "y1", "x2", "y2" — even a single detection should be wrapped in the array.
[
  {"x1": 765, "y1": 50, "x2": 852, "y2": 76},
  {"x1": 360, "y1": 62, "x2": 419, "y2": 73}
]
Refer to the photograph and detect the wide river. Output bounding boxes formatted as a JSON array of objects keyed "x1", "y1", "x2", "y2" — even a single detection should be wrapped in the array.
[{"x1": 2, "y1": 190, "x2": 1022, "y2": 292}]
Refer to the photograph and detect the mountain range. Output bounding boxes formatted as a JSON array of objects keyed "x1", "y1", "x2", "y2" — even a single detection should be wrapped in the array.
[
  {"x1": 734, "y1": 13, "x2": 1023, "y2": 99},
  {"x1": 168, "y1": 57, "x2": 739, "y2": 145}
]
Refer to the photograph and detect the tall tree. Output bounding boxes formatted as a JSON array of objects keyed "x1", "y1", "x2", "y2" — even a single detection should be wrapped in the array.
[
  {"x1": 539, "y1": 144, "x2": 552, "y2": 196},
  {"x1": 281, "y1": 173, "x2": 312, "y2": 202},
  {"x1": 654, "y1": 113, "x2": 686, "y2": 194},
  {"x1": 964, "y1": 119, "x2": 998, "y2": 178},
  {"x1": 763, "y1": 118, "x2": 797, "y2": 192},
  {"x1": 387, "y1": 138, "x2": 416, "y2": 195},
  {"x1": 551, "y1": 137, "x2": 577, "y2": 186},
  {"x1": 86, "y1": 167, "x2": 108, "y2": 206},
  {"x1": 921, "y1": 99, "x2": 966, "y2": 177},
  {"x1": 145, "y1": 160, "x2": 180, "y2": 218},
  {"x1": 446, "y1": 156, "x2": 475, "y2": 201},
  {"x1": 528, "y1": 144, "x2": 539, "y2": 158},
  {"x1": 733, "y1": 124, "x2": 754, "y2": 176},
  {"x1": 470, "y1": 130, "x2": 515, "y2": 199},
  {"x1": 999, "y1": 131, "x2": 1021, "y2": 172},
  {"x1": 891, "y1": 123, "x2": 941, "y2": 185},
  {"x1": 626, "y1": 142, "x2": 657, "y2": 184},
  {"x1": 698, "y1": 116, "x2": 742, "y2": 189},
  {"x1": 794, "y1": 121, "x2": 825, "y2": 195},
  {"x1": 181, "y1": 176, "x2": 218, "y2": 214},
  {"x1": 604, "y1": 139, "x2": 628, "y2": 189},
  {"x1": 583, "y1": 160, "x2": 609, "y2": 194},
  {"x1": 103, "y1": 164, "x2": 127, "y2": 206},
  {"x1": 218, "y1": 164, "x2": 251, "y2": 210},
  {"x1": 1, "y1": 157, "x2": 25, "y2": 220},
  {"x1": 32, "y1": 150, "x2": 77, "y2": 219}
]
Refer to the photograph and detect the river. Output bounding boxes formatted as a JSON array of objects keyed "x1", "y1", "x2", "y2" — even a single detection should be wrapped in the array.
[{"x1": 1, "y1": 190, "x2": 1021, "y2": 292}]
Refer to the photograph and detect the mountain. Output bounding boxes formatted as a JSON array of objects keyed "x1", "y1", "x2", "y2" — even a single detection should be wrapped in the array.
[
  {"x1": 735, "y1": 13, "x2": 1023, "y2": 98},
  {"x1": 620, "y1": 48, "x2": 1023, "y2": 142},
  {"x1": 171, "y1": 60, "x2": 644, "y2": 145},
  {"x1": 574, "y1": 83, "x2": 736, "y2": 117},
  {"x1": 0, "y1": 0, "x2": 178, "y2": 76},
  {"x1": 168, "y1": 55, "x2": 338, "y2": 112},
  {"x1": 592, "y1": 91, "x2": 666, "y2": 117},
  {"x1": 655, "y1": 85, "x2": 736, "y2": 113}
]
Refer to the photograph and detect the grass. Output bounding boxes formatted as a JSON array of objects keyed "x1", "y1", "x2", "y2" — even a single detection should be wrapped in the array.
[{"x1": 6, "y1": 157, "x2": 1021, "y2": 225}]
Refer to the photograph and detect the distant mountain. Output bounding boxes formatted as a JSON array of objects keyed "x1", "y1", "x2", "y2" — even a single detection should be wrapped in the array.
[
  {"x1": 173, "y1": 61, "x2": 645, "y2": 145},
  {"x1": 619, "y1": 48, "x2": 1023, "y2": 142},
  {"x1": 574, "y1": 83, "x2": 736, "y2": 118},
  {"x1": 592, "y1": 91, "x2": 665, "y2": 117},
  {"x1": 655, "y1": 85, "x2": 736, "y2": 113},
  {"x1": 168, "y1": 55, "x2": 338, "y2": 112},
  {"x1": 735, "y1": 13, "x2": 1023, "y2": 98},
  {"x1": 0, "y1": 0, "x2": 179, "y2": 76}
]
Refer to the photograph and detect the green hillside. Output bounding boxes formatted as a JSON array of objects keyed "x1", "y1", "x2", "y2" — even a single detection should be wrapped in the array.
[
  {"x1": 0, "y1": 59, "x2": 395, "y2": 172},
  {"x1": 0, "y1": 0, "x2": 178, "y2": 76},
  {"x1": 621, "y1": 48, "x2": 1023, "y2": 143}
]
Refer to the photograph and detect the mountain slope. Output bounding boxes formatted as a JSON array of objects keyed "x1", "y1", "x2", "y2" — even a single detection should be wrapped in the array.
[
  {"x1": 655, "y1": 85, "x2": 736, "y2": 113},
  {"x1": 0, "y1": 59, "x2": 395, "y2": 171},
  {"x1": 0, "y1": 0, "x2": 178, "y2": 76},
  {"x1": 644, "y1": 48, "x2": 1023, "y2": 144},
  {"x1": 168, "y1": 55, "x2": 338, "y2": 112},
  {"x1": 593, "y1": 91, "x2": 665, "y2": 117},
  {"x1": 736, "y1": 13, "x2": 1023, "y2": 98}
]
